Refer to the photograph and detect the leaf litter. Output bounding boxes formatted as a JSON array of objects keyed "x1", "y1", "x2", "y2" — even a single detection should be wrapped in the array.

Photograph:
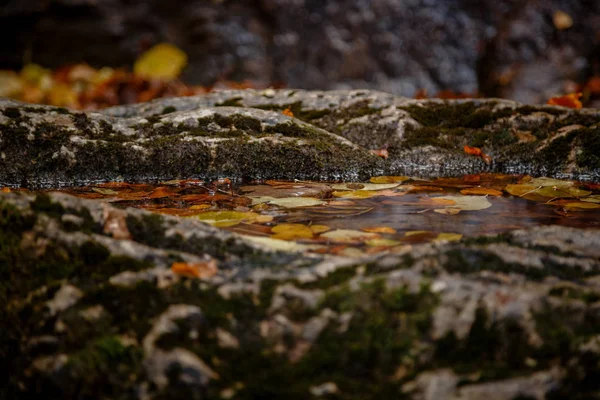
[{"x1": 51, "y1": 174, "x2": 600, "y2": 256}]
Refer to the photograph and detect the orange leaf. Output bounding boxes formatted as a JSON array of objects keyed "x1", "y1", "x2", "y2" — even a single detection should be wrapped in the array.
[
  {"x1": 547, "y1": 92, "x2": 582, "y2": 109},
  {"x1": 464, "y1": 145, "x2": 492, "y2": 164},
  {"x1": 1, "y1": 187, "x2": 11, "y2": 193},
  {"x1": 464, "y1": 145, "x2": 483, "y2": 157},
  {"x1": 282, "y1": 108, "x2": 294, "y2": 117},
  {"x1": 171, "y1": 260, "x2": 218, "y2": 279},
  {"x1": 370, "y1": 149, "x2": 389, "y2": 159}
]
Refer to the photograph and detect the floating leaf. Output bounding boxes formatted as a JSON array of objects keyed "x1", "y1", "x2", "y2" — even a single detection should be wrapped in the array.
[
  {"x1": 331, "y1": 183, "x2": 400, "y2": 191},
  {"x1": 365, "y1": 238, "x2": 401, "y2": 247},
  {"x1": 405, "y1": 231, "x2": 430, "y2": 236},
  {"x1": 189, "y1": 204, "x2": 211, "y2": 210},
  {"x1": 525, "y1": 177, "x2": 574, "y2": 187},
  {"x1": 563, "y1": 202, "x2": 600, "y2": 210},
  {"x1": 581, "y1": 196, "x2": 600, "y2": 204},
  {"x1": 460, "y1": 187, "x2": 503, "y2": 196},
  {"x1": 309, "y1": 225, "x2": 331, "y2": 234},
  {"x1": 194, "y1": 211, "x2": 260, "y2": 227},
  {"x1": 92, "y1": 187, "x2": 118, "y2": 195},
  {"x1": 361, "y1": 226, "x2": 397, "y2": 234},
  {"x1": 535, "y1": 186, "x2": 590, "y2": 198},
  {"x1": 435, "y1": 233, "x2": 463, "y2": 242},
  {"x1": 332, "y1": 190, "x2": 380, "y2": 199},
  {"x1": 267, "y1": 197, "x2": 325, "y2": 208},
  {"x1": 436, "y1": 195, "x2": 492, "y2": 211},
  {"x1": 369, "y1": 176, "x2": 409, "y2": 184},
  {"x1": 320, "y1": 229, "x2": 379, "y2": 243},
  {"x1": 505, "y1": 183, "x2": 590, "y2": 198},
  {"x1": 134, "y1": 43, "x2": 188, "y2": 80},
  {"x1": 271, "y1": 223, "x2": 314, "y2": 240},
  {"x1": 171, "y1": 260, "x2": 217, "y2": 279}
]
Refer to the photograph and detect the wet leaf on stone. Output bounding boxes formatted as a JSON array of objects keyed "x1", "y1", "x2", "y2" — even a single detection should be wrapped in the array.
[{"x1": 171, "y1": 260, "x2": 218, "y2": 279}]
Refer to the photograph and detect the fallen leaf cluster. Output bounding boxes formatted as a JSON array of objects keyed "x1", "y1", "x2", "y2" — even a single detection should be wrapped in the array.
[{"x1": 27, "y1": 173, "x2": 597, "y2": 257}]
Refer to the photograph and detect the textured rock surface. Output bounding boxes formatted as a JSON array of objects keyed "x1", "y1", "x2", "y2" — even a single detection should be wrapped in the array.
[
  {"x1": 2, "y1": 89, "x2": 600, "y2": 188},
  {"x1": 2, "y1": 90, "x2": 600, "y2": 399},
  {"x1": 1, "y1": 0, "x2": 599, "y2": 103}
]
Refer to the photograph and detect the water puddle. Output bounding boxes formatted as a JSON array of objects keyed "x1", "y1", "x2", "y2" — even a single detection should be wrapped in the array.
[{"x1": 34, "y1": 174, "x2": 600, "y2": 256}]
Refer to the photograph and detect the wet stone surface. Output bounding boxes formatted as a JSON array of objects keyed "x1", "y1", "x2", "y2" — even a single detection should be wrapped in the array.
[{"x1": 1, "y1": 90, "x2": 600, "y2": 399}]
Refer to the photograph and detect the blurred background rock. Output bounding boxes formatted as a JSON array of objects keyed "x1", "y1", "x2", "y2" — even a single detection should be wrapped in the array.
[{"x1": 1, "y1": 0, "x2": 599, "y2": 105}]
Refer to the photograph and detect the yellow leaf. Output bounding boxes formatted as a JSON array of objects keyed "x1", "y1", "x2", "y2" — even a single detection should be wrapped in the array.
[
  {"x1": 309, "y1": 224, "x2": 331, "y2": 234},
  {"x1": 435, "y1": 233, "x2": 463, "y2": 242},
  {"x1": 48, "y1": 83, "x2": 78, "y2": 107},
  {"x1": 134, "y1": 43, "x2": 188, "y2": 80},
  {"x1": 194, "y1": 211, "x2": 260, "y2": 227},
  {"x1": 365, "y1": 238, "x2": 401, "y2": 247},
  {"x1": 369, "y1": 176, "x2": 409, "y2": 184},
  {"x1": 405, "y1": 231, "x2": 430, "y2": 236},
  {"x1": 271, "y1": 223, "x2": 314, "y2": 240},
  {"x1": 332, "y1": 190, "x2": 380, "y2": 199},
  {"x1": 0, "y1": 70, "x2": 23, "y2": 97},
  {"x1": 20, "y1": 63, "x2": 50, "y2": 85},
  {"x1": 189, "y1": 204, "x2": 211, "y2": 210},
  {"x1": 563, "y1": 202, "x2": 600, "y2": 210}
]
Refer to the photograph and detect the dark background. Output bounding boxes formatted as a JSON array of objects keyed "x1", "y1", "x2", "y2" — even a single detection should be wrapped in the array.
[{"x1": 1, "y1": 0, "x2": 599, "y2": 103}]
